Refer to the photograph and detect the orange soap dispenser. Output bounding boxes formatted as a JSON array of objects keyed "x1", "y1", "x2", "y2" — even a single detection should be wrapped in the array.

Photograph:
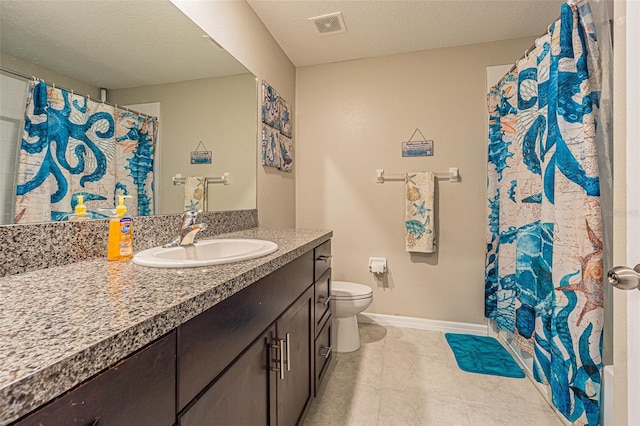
[{"x1": 107, "y1": 195, "x2": 134, "y2": 261}]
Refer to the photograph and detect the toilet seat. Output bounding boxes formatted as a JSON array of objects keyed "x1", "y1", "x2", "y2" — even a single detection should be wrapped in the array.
[{"x1": 331, "y1": 281, "x2": 373, "y2": 300}]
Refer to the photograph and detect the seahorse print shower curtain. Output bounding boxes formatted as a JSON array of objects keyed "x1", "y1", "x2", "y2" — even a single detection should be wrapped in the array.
[
  {"x1": 485, "y1": 1, "x2": 605, "y2": 424},
  {"x1": 15, "y1": 81, "x2": 157, "y2": 223}
]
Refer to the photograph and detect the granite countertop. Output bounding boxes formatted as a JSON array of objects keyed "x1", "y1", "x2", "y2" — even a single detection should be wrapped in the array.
[{"x1": 0, "y1": 227, "x2": 332, "y2": 425}]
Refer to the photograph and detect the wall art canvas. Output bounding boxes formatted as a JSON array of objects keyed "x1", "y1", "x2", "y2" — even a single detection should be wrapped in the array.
[
  {"x1": 279, "y1": 135, "x2": 293, "y2": 173},
  {"x1": 280, "y1": 97, "x2": 292, "y2": 138},
  {"x1": 261, "y1": 80, "x2": 280, "y2": 130},
  {"x1": 262, "y1": 123, "x2": 281, "y2": 169}
]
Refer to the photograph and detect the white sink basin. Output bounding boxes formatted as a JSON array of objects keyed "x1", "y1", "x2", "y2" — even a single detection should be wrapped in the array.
[{"x1": 133, "y1": 238, "x2": 278, "y2": 268}]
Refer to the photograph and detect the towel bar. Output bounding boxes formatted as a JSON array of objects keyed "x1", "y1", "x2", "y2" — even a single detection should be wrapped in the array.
[
  {"x1": 172, "y1": 173, "x2": 231, "y2": 186},
  {"x1": 375, "y1": 168, "x2": 459, "y2": 183}
]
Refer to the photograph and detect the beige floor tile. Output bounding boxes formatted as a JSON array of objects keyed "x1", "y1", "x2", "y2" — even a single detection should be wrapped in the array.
[
  {"x1": 305, "y1": 324, "x2": 561, "y2": 426},
  {"x1": 330, "y1": 346, "x2": 385, "y2": 388},
  {"x1": 381, "y1": 350, "x2": 462, "y2": 400},
  {"x1": 378, "y1": 388, "x2": 471, "y2": 426},
  {"x1": 453, "y1": 369, "x2": 553, "y2": 413},
  {"x1": 358, "y1": 323, "x2": 388, "y2": 350},
  {"x1": 383, "y1": 327, "x2": 452, "y2": 361},
  {"x1": 464, "y1": 401, "x2": 565, "y2": 426},
  {"x1": 303, "y1": 381, "x2": 381, "y2": 426}
]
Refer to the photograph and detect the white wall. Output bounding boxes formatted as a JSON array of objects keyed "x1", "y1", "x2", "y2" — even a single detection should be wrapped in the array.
[
  {"x1": 296, "y1": 37, "x2": 534, "y2": 324},
  {"x1": 171, "y1": 0, "x2": 297, "y2": 228}
]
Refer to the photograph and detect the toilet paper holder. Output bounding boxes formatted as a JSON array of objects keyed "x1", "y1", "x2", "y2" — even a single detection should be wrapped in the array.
[{"x1": 369, "y1": 257, "x2": 387, "y2": 274}]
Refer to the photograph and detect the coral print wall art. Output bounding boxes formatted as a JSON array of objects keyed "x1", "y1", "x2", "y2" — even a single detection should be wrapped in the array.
[{"x1": 261, "y1": 80, "x2": 293, "y2": 172}]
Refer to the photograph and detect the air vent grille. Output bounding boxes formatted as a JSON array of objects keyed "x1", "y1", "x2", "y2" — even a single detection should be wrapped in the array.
[{"x1": 308, "y1": 12, "x2": 346, "y2": 35}]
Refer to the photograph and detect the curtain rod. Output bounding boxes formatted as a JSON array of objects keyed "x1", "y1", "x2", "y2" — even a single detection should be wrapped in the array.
[
  {"x1": 502, "y1": 18, "x2": 559, "y2": 81},
  {"x1": 0, "y1": 65, "x2": 158, "y2": 121}
]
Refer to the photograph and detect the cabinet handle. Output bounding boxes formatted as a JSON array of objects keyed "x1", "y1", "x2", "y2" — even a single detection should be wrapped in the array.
[
  {"x1": 271, "y1": 338, "x2": 285, "y2": 380},
  {"x1": 317, "y1": 255, "x2": 332, "y2": 262},
  {"x1": 319, "y1": 345, "x2": 332, "y2": 358},
  {"x1": 285, "y1": 333, "x2": 291, "y2": 372},
  {"x1": 318, "y1": 295, "x2": 331, "y2": 306}
]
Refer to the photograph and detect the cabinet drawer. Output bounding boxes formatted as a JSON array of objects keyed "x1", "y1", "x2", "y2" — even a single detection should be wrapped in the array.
[
  {"x1": 177, "y1": 251, "x2": 314, "y2": 411},
  {"x1": 16, "y1": 332, "x2": 176, "y2": 426},
  {"x1": 314, "y1": 240, "x2": 331, "y2": 282},
  {"x1": 314, "y1": 317, "x2": 333, "y2": 394},
  {"x1": 314, "y1": 268, "x2": 331, "y2": 335}
]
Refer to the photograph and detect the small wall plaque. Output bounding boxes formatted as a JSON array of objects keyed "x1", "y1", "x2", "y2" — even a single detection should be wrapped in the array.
[
  {"x1": 402, "y1": 128, "x2": 433, "y2": 157},
  {"x1": 190, "y1": 141, "x2": 212, "y2": 164}
]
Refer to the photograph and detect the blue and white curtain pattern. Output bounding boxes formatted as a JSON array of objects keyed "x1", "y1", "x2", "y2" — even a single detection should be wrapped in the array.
[
  {"x1": 15, "y1": 81, "x2": 157, "y2": 223},
  {"x1": 485, "y1": 1, "x2": 605, "y2": 424}
]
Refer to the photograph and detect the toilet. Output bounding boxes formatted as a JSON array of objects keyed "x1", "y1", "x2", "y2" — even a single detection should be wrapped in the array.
[{"x1": 331, "y1": 281, "x2": 374, "y2": 352}]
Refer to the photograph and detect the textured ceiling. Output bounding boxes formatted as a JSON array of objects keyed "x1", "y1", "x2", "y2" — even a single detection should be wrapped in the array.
[
  {"x1": 0, "y1": 1, "x2": 249, "y2": 90},
  {"x1": 247, "y1": 0, "x2": 566, "y2": 67}
]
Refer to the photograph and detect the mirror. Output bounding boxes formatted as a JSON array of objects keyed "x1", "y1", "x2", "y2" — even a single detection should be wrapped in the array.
[{"x1": 0, "y1": 0, "x2": 257, "y2": 225}]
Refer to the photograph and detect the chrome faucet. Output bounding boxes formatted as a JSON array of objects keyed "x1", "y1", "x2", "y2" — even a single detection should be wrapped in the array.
[{"x1": 163, "y1": 210, "x2": 208, "y2": 248}]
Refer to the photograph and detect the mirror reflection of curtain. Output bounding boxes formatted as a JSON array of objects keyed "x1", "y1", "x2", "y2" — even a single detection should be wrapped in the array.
[
  {"x1": 14, "y1": 81, "x2": 157, "y2": 223},
  {"x1": 485, "y1": 1, "x2": 609, "y2": 424}
]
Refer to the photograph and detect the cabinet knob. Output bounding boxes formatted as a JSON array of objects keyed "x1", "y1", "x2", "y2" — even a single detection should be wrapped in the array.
[
  {"x1": 317, "y1": 255, "x2": 332, "y2": 262},
  {"x1": 318, "y1": 296, "x2": 331, "y2": 306},
  {"x1": 319, "y1": 346, "x2": 332, "y2": 359}
]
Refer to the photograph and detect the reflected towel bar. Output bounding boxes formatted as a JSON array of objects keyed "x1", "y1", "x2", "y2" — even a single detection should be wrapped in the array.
[
  {"x1": 172, "y1": 173, "x2": 231, "y2": 186},
  {"x1": 375, "y1": 168, "x2": 460, "y2": 183}
]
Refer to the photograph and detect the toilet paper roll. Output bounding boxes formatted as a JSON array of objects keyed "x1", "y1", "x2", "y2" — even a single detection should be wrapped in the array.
[{"x1": 370, "y1": 260, "x2": 385, "y2": 274}]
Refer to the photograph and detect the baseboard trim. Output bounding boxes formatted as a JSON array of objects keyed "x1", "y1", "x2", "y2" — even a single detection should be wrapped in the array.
[{"x1": 357, "y1": 313, "x2": 488, "y2": 336}]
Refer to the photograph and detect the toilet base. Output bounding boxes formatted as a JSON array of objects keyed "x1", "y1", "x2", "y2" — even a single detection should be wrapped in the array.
[{"x1": 334, "y1": 315, "x2": 361, "y2": 352}]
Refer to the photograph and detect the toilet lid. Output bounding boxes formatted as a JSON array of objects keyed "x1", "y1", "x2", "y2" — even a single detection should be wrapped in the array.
[{"x1": 331, "y1": 281, "x2": 373, "y2": 299}]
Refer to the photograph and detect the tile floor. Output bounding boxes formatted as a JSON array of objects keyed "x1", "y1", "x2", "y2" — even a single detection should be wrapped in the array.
[{"x1": 303, "y1": 324, "x2": 564, "y2": 426}]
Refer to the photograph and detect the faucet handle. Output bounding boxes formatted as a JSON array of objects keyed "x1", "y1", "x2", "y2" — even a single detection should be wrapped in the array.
[{"x1": 180, "y1": 209, "x2": 203, "y2": 228}]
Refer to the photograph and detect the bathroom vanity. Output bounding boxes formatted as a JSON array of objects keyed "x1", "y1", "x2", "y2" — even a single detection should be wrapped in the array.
[{"x1": 0, "y1": 228, "x2": 332, "y2": 426}]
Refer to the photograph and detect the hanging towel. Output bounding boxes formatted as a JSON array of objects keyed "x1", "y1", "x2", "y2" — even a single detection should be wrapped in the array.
[
  {"x1": 405, "y1": 172, "x2": 435, "y2": 253},
  {"x1": 184, "y1": 176, "x2": 207, "y2": 211}
]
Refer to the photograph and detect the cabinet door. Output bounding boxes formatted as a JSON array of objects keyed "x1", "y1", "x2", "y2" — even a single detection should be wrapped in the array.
[
  {"x1": 16, "y1": 332, "x2": 176, "y2": 426},
  {"x1": 276, "y1": 286, "x2": 314, "y2": 426},
  {"x1": 179, "y1": 325, "x2": 277, "y2": 426}
]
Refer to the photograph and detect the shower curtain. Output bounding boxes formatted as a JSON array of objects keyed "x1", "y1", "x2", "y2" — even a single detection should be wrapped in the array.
[
  {"x1": 15, "y1": 80, "x2": 157, "y2": 223},
  {"x1": 485, "y1": 1, "x2": 609, "y2": 425}
]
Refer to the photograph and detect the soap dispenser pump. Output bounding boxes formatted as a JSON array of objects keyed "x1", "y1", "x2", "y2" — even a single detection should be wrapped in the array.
[
  {"x1": 70, "y1": 195, "x2": 88, "y2": 221},
  {"x1": 108, "y1": 195, "x2": 134, "y2": 261}
]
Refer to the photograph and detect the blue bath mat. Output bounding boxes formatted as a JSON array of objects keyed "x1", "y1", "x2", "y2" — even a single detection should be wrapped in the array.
[{"x1": 445, "y1": 333, "x2": 525, "y2": 378}]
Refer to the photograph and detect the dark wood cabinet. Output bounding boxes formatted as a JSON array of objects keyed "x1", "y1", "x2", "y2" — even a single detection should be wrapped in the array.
[
  {"x1": 14, "y1": 240, "x2": 331, "y2": 426},
  {"x1": 315, "y1": 315, "x2": 333, "y2": 393},
  {"x1": 179, "y1": 325, "x2": 276, "y2": 426},
  {"x1": 313, "y1": 241, "x2": 333, "y2": 394},
  {"x1": 179, "y1": 285, "x2": 314, "y2": 426},
  {"x1": 176, "y1": 251, "x2": 313, "y2": 412},
  {"x1": 275, "y1": 286, "x2": 314, "y2": 426},
  {"x1": 15, "y1": 332, "x2": 176, "y2": 426}
]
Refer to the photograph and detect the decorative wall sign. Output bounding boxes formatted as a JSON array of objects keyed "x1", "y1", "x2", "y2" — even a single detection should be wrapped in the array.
[
  {"x1": 402, "y1": 128, "x2": 433, "y2": 157},
  {"x1": 190, "y1": 141, "x2": 212, "y2": 164},
  {"x1": 261, "y1": 80, "x2": 294, "y2": 173}
]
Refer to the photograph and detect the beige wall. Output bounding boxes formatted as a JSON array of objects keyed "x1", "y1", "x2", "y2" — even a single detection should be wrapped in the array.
[
  {"x1": 171, "y1": 0, "x2": 297, "y2": 228},
  {"x1": 109, "y1": 74, "x2": 257, "y2": 214},
  {"x1": 296, "y1": 37, "x2": 534, "y2": 324},
  {"x1": 1, "y1": 53, "x2": 100, "y2": 98}
]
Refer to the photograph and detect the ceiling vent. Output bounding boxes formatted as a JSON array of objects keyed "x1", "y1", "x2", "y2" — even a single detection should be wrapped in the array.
[{"x1": 308, "y1": 12, "x2": 346, "y2": 36}]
